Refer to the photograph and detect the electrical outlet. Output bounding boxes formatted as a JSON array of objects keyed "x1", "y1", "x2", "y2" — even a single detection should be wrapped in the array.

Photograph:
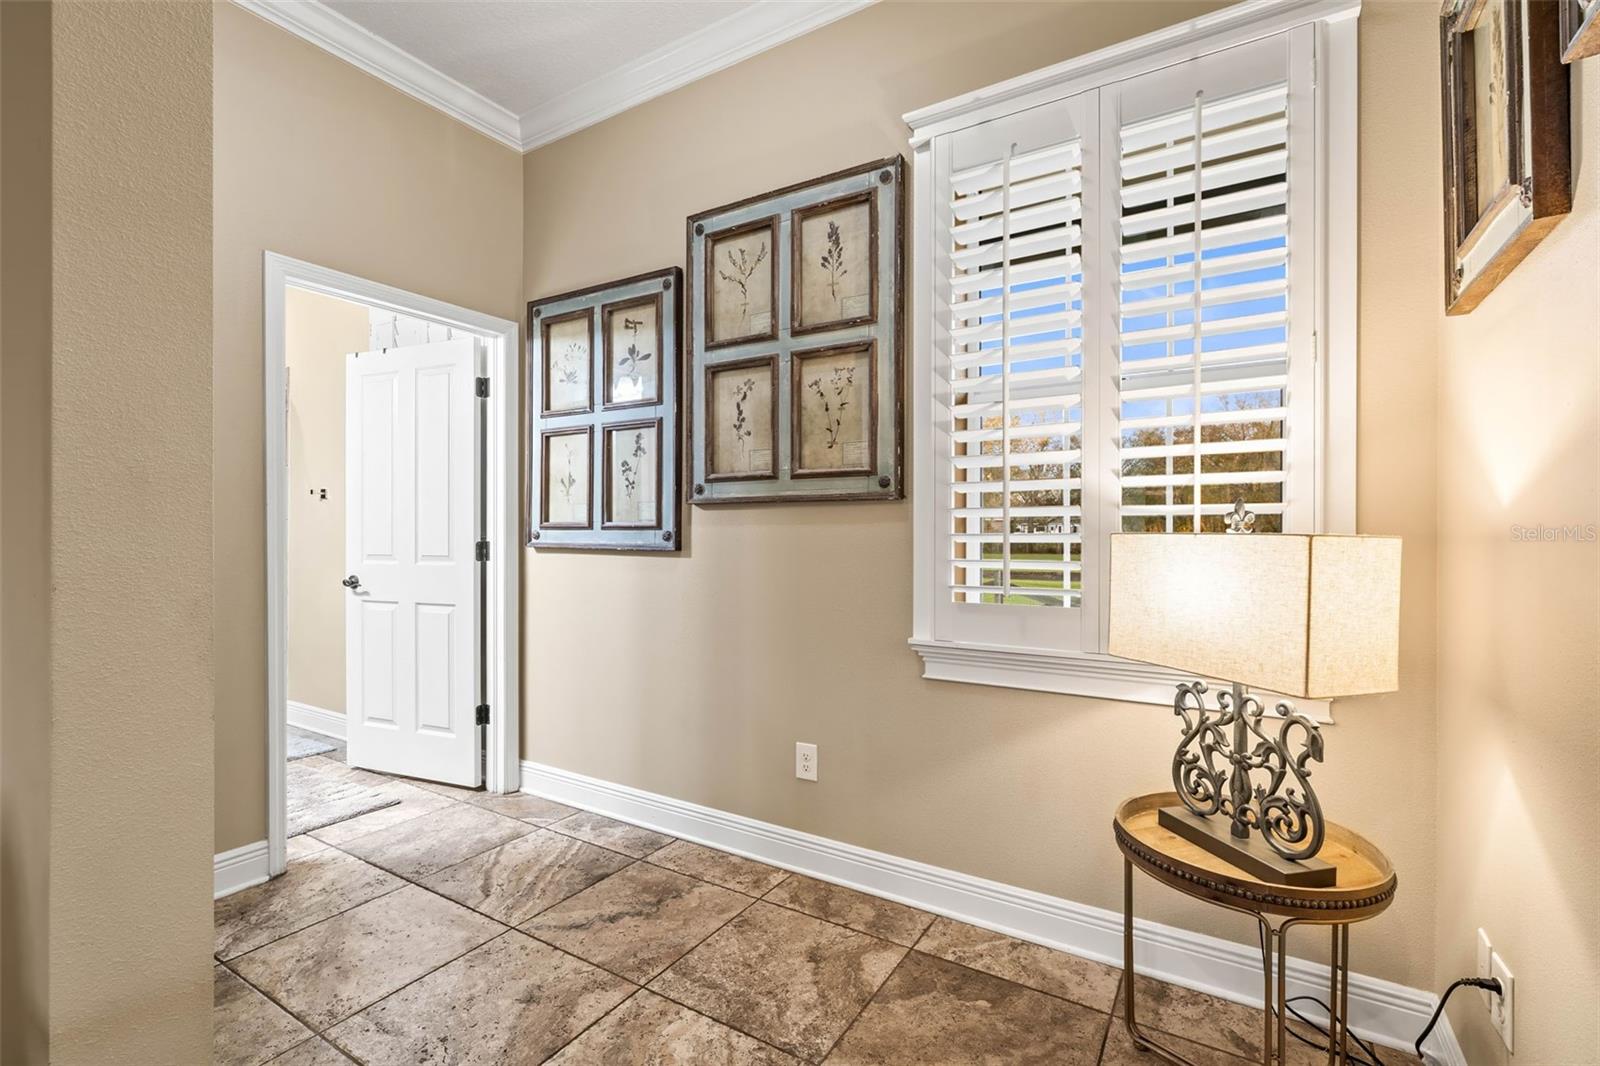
[
  {"x1": 1489, "y1": 949, "x2": 1514, "y2": 1052},
  {"x1": 795, "y1": 742, "x2": 818, "y2": 782},
  {"x1": 1476, "y1": 928, "x2": 1493, "y2": 1009}
]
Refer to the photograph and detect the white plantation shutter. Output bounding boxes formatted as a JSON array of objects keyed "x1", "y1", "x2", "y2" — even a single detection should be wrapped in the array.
[
  {"x1": 932, "y1": 95, "x2": 1102, "y2": 651},
  {"x1": 1105, "y1": 33, "x2": 1317, "y2": 535},
  {"x1": 912, "y1": 18, "x2": 1347, "y2": 678}
]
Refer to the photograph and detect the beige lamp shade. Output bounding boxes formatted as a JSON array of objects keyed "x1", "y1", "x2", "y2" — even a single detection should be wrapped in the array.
[{"x1": 1108, "y1": 534, "x2": 1402, "y2": 699}]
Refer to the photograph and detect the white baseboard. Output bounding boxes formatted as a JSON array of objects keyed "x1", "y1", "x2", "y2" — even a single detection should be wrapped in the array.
[
  {"x1": 287, "y1": 700, "x2": 346, "y2": 739},
  {"x1": 520, "y1": 760, "x2": 1460, "y2": 1064},
  {"x1": 214, "y1": 840, "x2": 271, "y2": 899}
]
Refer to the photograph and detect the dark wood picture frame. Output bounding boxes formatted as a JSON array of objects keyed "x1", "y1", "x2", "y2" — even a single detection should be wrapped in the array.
[
  {"x1": 601, "y1": 292, "x2": 664, "y2": 410},
  {"x1": 526, "y1": 266, "x2": 682, "y2": 552},
  {"x1": 601, "y1": 418, "x2": 664, "y2": 530},
  {"x1": 1559, "y1": 0, "x2": 1600, "y2": 60},
  {"x1": 539, "y1": 426, "x2": 593, "y2": 530},
  {"x1": 791, "y1": 190, "x2": 879, "y2": 337},
  {"x1": 704, "y1": 354, "x2": 779, "y2": 483},
  {"x1": 702, "y1": 215, "x2": 780, "y2": 350},
  {"x1": 790, "y1": 340, "x2": 877, "y2": 479},
  {"x1": 1440, "y1": 0, "x2": 1571, "y2": 314},
  {"x1": 539, "y1": 307, "x2": 596, "y2": 415},
  {"x1": 537, "y1": 307, "x2": 595, "y2": 416}
]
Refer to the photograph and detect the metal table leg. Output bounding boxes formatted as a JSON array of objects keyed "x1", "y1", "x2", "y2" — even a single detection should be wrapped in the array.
[{"x1": 1123, "y1": 864, "x2": 1360, "y2": 1066}]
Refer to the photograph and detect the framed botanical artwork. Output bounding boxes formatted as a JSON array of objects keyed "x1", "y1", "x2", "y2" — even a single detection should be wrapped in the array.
[
  {"x1": 602, "y1": 419, "x2": 662, "y2": 528},
  {"x1": 541, "y1": 428, "x2": 592, "y2": 529},
  {"x1": 792, "y1": 192, "x2": 876, "y2": 335},
  {"x1": 705, "y1": 355, "x2": 778, "y2": 481},
  {"x1": 791, "y1": 342, "x2": 874, "y2": 478},
  {"x1": 1559, "y1": 0, "x2": 1600, "y2": 61},
  {"x1": 527, "y1": 267, "x2": 682, "y2": 551},
  {"x1": 541, "y1": 309, "x2": 594, "y2": 415},
  {"x1": 704, "y1": 216, "x2": 778, "y2": 349},
  {"x1": 1440, "y1": 0, "x2": 1571, "y2": 314},
  {"x1": 603, "y1": 294, "x2": 662, "y2": 408},
  {"x1": 686, "y1": 157, "x2": 903, "y2": 504}
]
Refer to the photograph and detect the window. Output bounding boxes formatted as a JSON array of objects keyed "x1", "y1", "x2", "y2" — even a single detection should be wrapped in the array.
[{"x1": 908, "y1": 4, "x2": 1357, "y2": 703}]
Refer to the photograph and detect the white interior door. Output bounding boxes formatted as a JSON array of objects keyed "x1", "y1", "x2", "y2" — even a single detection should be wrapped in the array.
[{"x1": 345, "y1": 337, "x2": 481, "y2": 786}]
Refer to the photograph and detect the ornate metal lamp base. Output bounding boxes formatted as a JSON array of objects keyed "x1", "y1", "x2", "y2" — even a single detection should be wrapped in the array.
[
  {"x1": 1167, "y1": 679, "x2": 1333, "y2": 887},
  {"x1": 1157, "y1": 806, "x2": 1335, "y2": 886}
]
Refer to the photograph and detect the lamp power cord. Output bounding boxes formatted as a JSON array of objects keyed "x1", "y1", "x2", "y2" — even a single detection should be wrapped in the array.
[{"x1": 1267, "y1": 977, "x2": 1502, "y2": 1066}]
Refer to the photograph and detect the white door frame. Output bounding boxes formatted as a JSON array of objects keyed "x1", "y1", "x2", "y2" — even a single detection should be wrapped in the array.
[{"x1": 263, "y1": 251, "x2": 520, "y2": 877}]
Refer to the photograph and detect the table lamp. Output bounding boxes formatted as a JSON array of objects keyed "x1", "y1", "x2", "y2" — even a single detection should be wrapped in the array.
[{"x1": 1108, "y1": 524, "x2": 1401, "y2": 887}]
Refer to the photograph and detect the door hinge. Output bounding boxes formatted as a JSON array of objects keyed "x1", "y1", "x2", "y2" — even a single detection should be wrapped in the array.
[
  {"x1": 475, "y1": 376, "x2": 490, "y2": 398},
  {"x1": 475, "y1": 540, "x2": 490, "y2": 562},
  {"x1": 475, "y1": 704, "x2": 490, "y2": 726}
]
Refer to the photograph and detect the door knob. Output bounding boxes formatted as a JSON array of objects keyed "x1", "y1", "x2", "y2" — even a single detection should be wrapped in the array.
[{"x1": 342, "y1": 574, "x2": 361, "y2": 590}]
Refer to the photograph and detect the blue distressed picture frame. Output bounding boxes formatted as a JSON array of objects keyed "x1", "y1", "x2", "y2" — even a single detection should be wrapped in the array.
[
  {"x1": 686, "y1": 157, "x2": 904, "y2": 505},
  {"x1": 527, "y1": 267, "x2": 682, "y2": 551}
]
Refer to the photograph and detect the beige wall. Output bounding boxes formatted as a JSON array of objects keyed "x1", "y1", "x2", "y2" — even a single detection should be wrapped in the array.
[
  {"x1": 520, "y1": 1, "x2": 1442, "y2": 989},
  {"x1": 214, "y1": 2, "x2": 523, "y2": 851},
  {"x1": 285, "y1": 288, "x2": 368, "y2": 716},
  {"x1": 1434, "y1": 63, "x2": 1600, "y2": 1066},
  {"x1": 0, "y1": 1, "x2": 214, "y2": 1059},
  {"x1": 206, "y1": 7, "x2": 1599, "y2": 1056},
  {"x1": 1, "y1": 4, "x2": 55, "y2": 1058}
]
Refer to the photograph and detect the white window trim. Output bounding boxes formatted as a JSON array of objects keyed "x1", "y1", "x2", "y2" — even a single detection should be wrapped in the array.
[{"x1": 906, "y1": 0, "x2": 1358, "y2": 718}]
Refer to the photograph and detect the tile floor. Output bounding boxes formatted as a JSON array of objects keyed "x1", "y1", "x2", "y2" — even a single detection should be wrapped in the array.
[{"x1": 217, "y1": 765, "x2": 1425, "y2": 1066}]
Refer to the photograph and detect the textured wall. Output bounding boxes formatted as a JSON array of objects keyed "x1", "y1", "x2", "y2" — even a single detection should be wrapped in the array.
[
  {"x1": 519, "y1": 1, "x2": 1441, "y2": 989},
  {"x1": 285, "y1": 288, "x2": 369, "y2": 717},
  {"x1": 1, "y1": 3, "x2": 56, "y2": 1059},
  {"x1": 48, "y1": 1, "x2": 214, "y2": 1059},
  {"x1": 213, "y1": 2, "x2": 523, "y2": 851},
  {"x1": 1434, "y1": 61, "x2": 1600, "y2": 1066}
]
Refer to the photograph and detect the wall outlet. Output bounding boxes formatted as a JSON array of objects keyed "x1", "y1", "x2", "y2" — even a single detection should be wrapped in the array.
[
  {"x1": 1476, "y1": 928, "x2": 1493, "y2": 1009},
  {"x1": 1489, "y1": 949, "x2": 1514, "y2": 1052},
  {"x1": 795, "y1": 742, "x2": 818, "y2": 782}
]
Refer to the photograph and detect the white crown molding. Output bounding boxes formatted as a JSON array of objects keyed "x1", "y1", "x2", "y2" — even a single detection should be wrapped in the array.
[
  {"x1": 516, "y1": 0, "x2": 875, "y2": 151},
  {"x1": 521, "y1": 759, "x2": 1458, "y2": 1063},
  {"x1": 232, "y1": 0, "x2": 522, "y2": 150},
  {"x1": 233, "y1": 0, "x2": 873, "y2": 155},
  {"x1": 214, "y1": 840, "x2": 271, "y2": 899},
  {"x1": 904, "y1": 0, "x2": 1360, "y2": 144}
]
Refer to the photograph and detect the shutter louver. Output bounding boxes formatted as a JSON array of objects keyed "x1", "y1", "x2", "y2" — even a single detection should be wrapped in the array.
[
  {"x1": 946, "y1": 138, "x2": 1085, "y2": 607},
  {"x1": 1115, "y1": 83, "x2": 1295, "y2": 533}
]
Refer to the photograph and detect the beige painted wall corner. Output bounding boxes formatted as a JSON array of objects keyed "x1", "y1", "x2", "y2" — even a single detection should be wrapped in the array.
[{"x1": 285, "y1": 288, "x2": 369, "y2": 716}]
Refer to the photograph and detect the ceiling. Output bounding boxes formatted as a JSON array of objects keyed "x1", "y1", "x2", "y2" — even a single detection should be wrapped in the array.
[{"x1": 241, "y1": 0, "x2": 873, "y2": 152}]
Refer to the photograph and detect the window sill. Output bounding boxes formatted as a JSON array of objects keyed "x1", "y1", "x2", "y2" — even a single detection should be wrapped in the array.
[{"x1": 907, "y1": 638, "x2": 1332, "y2": 723}]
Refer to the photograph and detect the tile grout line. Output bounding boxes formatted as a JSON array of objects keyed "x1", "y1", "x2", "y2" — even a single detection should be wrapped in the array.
[
  {"x1": 227, "y1": 830, "x2": 531, "y2": 1038},
  {"x1": 1091, "y1": 994, "x2": 1116, "y2": 1066},
  {"x1": 259, "y1": 775, "x2": 1188, "y2": 1063},
  {"x1": 217, "y1": 878, "x2": 412, "y2": 965},
  {"x1": 813, "y1": 943, "x2": 915, "y2": 1064}
]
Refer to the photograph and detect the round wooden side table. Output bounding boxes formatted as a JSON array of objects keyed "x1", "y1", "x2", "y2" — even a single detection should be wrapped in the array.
[{"x1": 1113, "y1": 792, "x2": 1398, "y2": 1066}]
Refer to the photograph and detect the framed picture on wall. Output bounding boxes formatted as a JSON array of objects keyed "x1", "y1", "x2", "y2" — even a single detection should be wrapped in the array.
[
  {"x1": 527, "y1": 267, "x2": 682, "y2": 551},
  {"x1": 705, "y1": 355, "x2": 778, "y2": 481},
  {"x1": 704, "y1": 217, "x2": 779, "y2": 349},
  {"x1": 686, "y1": 157, "x2": 903, "y2": 505},
  {"x1": 541, "y1": 309, "x2": 594, "y2": 415},
  {"x1": 603, "y1": 294, "x2": 663, "y2": 408},
  {"x1": 1439, "y1": 0, "x2": 1571, "y2": 314},
  {"x1": 602, "y1": 419, "x2": 662, "y2": 528},
  {"x1": 792, "y1": 192, "x2": 876, "y2": 335},
  {"x1": 540, "y1": 427, "x2": 593, "y2": 528},
  {"x1": 791, "y1": 341, "x2": 875, "y2": 478},
  {"x1": 1559, "y1": 0, "x2": 1600, "y2": 60}
]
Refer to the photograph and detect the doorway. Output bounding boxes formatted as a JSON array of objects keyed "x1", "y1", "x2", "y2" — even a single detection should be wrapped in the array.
[{"x1": 264, "y1": 252, "x2": 520, "y2": 878}]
